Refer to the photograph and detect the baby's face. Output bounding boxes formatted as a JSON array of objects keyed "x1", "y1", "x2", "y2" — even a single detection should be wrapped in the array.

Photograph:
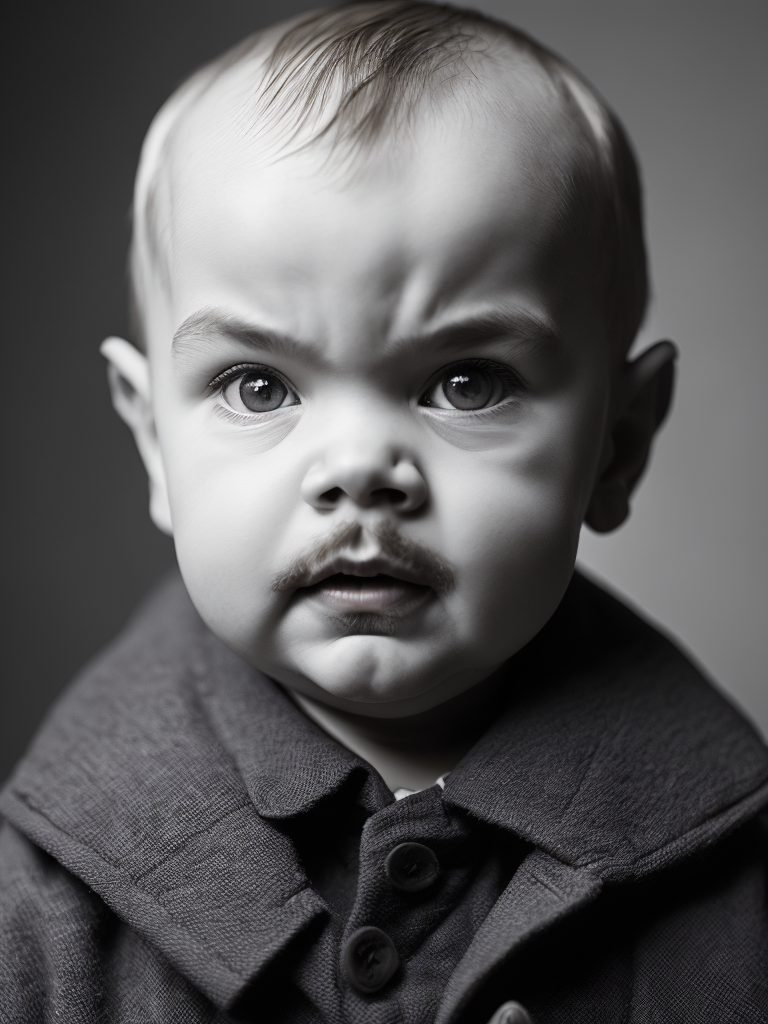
[{"x1": 142, "y1": 97, "x2": 612, "y2": 716}]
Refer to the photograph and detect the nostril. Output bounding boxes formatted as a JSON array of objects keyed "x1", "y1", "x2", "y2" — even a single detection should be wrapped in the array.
[
  {"x1": 319, "y1": 487, "x2": 344, "y2": 505},
  {"x1": 303, "y1": 461, "x2": 427, "y2": 513},
  {"x1": 371, "y1": 488, "x2": 408, "y2": 506}
]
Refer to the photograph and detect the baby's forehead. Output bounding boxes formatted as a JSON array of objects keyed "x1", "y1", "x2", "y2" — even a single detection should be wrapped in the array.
[
  {"x1": 155, "y1": 29, "x2": 592, "y2": 219},
  {"x1": 131, "y1": 7, "x2": 645, "y2": 362}
]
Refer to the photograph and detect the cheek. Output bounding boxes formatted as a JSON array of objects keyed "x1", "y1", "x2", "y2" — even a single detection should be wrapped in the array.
[
  {"x1": 159, "y1": 419, "x2": 303, "y2": 637},
  {"x1": 438, "y1": 456, "x2": 580, "y2": 589},
  {"x1": 433, "y1": 405, "x2": 599, "y2": 636}
]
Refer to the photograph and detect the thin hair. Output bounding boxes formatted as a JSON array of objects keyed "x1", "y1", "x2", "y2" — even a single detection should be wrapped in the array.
[
  {"x1": 253, "y1": 1, "x2": 484, "y2": 155},
  {"x1": 129, "y1": 1, "x2": 649, "y2": 358}
]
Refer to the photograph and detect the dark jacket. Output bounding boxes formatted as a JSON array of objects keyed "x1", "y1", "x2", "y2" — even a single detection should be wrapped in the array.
[{"x1": 1, "y1": 572, "x2": 767, "y2": 1024}]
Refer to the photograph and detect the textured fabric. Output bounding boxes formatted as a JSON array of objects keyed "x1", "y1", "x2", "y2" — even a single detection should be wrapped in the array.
[{"x1": 1, "y1": 570, "x2": 767, "y2": 1023}]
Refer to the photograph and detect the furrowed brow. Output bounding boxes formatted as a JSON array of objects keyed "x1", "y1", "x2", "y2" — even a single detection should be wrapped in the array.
[
  {"x1": 391, "y1": 307, "x2": 561, "y2": 357},
  {"x1": 171, "y1": 308, "x2": 326, "y2": 367}
]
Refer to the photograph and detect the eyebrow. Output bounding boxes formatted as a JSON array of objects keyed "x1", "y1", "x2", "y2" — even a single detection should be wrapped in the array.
[
  {"x1": 172, "y1": 308, "x2": 327, "y2": 368},
  {"x1": 390, "y1": 306, "x2": 560, "y2": 358},
  {"x1": 171, "y1": 304, "x2": 559, "y2": 366}
]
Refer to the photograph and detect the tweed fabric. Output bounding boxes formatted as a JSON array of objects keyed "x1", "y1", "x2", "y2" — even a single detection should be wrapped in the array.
[{"x1": 1, "y1": 571, "x2": 767, "y2": 1023}]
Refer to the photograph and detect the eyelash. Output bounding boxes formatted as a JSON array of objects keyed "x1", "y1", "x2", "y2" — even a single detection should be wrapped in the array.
[
  {"x1": 207, "y1": 357, "x2": 526, "y2": 416},
  {"x1": 206, "y1": 362, "x2": 300, "y2": 423},
  {"x1": 419, "y1": 358, "x2": 526, "y2": 405},
  {"x1": 208, "y1": 363, "x2": 281, "y2": 389}
]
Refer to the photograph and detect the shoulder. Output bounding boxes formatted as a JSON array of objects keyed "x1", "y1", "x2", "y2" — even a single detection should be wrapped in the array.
[
  {"x1": 471, "y1": 570, "x2": 768, "y2": 879},
  {"x1": 0, "y1": 817, "x2": 107, "y2": 929},
  {"x1": 618, "y1": 813, "x2": 768, "y2": 1020},
  {"x1": 502, "y1": 811, "x2": 768, "y2": 1024},
  {"x1": 1, "y1": 572, "x2": 211, "y2": 812},
  {"x1": 0, "y1": 819, "x2": 228, "y2": 1024},
  {"x1": 0, "y1": 819, "x2": 112, "y2": 1021}
]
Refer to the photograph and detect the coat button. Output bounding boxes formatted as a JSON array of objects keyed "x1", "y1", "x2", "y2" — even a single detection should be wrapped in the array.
[
  {"x1": 384, "y1": 842, "x2": 440, "y2": 892},
  {"x1": 487, "y1": 1001, "x2": 535, "y2": 1024},
  {"x1": 343, "y1": 926, "x2": 399, "y2": 993}
]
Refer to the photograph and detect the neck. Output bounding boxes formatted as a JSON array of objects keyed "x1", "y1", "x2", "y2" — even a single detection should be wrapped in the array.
[{"x1": 289, "y1": 670, "x2": 507, "y2": 793}]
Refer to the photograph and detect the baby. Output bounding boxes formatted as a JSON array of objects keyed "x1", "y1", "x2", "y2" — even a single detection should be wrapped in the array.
[{"x1": 2, "y1": 3, "x2": 767, "y2": 1023}]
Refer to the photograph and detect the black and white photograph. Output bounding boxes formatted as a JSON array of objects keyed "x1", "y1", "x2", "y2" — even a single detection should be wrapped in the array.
[{"x1": 3, "y1": 2, "x2": 767, "y2": 1021}]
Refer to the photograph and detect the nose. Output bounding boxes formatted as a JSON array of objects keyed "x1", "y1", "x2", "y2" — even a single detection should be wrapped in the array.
[{"x1": 301, "y1": 438, "x2": 428, "y2": 513}]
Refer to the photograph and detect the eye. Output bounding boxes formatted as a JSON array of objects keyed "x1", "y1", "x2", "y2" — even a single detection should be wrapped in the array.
[
  {"x1": 420, "y1": 360, "x2": 522, "y2": 411},
  {"x1": 210, "y1": 365, "x2": 300, "y2": 414}
]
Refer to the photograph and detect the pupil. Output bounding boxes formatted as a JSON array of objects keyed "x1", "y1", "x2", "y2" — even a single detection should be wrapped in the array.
[
  {"x1": 443, "y1": 369, "x2": 492, "y2": 410},
  {"x1": 239, "y1": 372, "x2": 287, "y2": 412}
]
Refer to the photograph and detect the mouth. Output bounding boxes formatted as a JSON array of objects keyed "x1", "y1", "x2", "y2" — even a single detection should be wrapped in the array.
[{"x1": 302, "y1": 572, "x2": 432, "y2": 614}]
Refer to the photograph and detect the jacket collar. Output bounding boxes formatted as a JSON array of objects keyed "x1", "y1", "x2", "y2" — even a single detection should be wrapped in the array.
[
  {"x1": 442, "y1": 573, "x2": 768, "y2": 881},
  {"x1": 2, "y1": 570, "x2": 767, "y2": 1009},
  {"x1": 0, "y1": 574, "x2": 387, "y2": 1009}
]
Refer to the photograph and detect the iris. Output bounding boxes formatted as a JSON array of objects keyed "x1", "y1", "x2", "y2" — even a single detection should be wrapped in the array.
[{"x1": 239, "y1": 372, "x2": 289, "y2": 412}]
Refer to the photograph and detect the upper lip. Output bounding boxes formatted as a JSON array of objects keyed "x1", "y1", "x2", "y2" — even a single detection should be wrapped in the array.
[{"x1": 300, "y1": 556, "x2": 430, "y2": 590}]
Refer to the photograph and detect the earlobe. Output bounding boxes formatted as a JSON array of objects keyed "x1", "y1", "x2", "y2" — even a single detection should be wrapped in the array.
[
  {"x1": 100, "y1": 336, "x2": 173, "y2": 535},
  {"x1": 585, "y1": 340, "x2": 677, "y2": 534}
]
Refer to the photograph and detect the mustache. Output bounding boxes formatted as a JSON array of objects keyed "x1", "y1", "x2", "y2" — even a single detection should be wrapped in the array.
[{"x1": 271, "y1": 521, "x2": 456, "y2": 594}]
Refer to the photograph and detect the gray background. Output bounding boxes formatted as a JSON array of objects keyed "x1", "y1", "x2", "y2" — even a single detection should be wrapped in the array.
[{"x1": 3, "y1": 0, "x2": 766, "y2": 784}]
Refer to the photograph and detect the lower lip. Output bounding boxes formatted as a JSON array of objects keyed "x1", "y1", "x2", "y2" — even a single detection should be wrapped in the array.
[{"x1": 304, "y1": 574, "x2": 431, "y2": 613}]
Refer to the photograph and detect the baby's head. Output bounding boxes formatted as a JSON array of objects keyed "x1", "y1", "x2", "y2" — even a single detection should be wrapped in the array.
[{"x1": 104, "y1": 1, "x2": 675, "y2": 717}]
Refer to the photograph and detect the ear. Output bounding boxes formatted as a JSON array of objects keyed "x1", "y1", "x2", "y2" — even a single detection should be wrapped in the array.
[
  {"x1": 585, "y1": 340, "x2": 677, "y2": 533},
  {"x1": 100, "y1": 336, "x2": 173, "y2": 535}
]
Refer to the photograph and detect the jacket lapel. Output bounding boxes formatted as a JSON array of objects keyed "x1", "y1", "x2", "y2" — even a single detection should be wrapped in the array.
[
  {"x1": 434, "y1": 572, "x2": 768, "y2": 1020},
  {"x1": 0, "y1": 576, "x2": 363, "y2": 1010},
  {"x1": 435, "y1": 850, "x2": 602, "y2": 1024},
  {"x1": 442, "y1": 572, "x2": 768, "y2": 881}
]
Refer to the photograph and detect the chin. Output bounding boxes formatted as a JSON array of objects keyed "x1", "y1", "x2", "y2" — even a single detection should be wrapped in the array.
[
  {"x1": 292, "y1": 633, "x2": 450, "y2": 708},
  {"x1": 288, "y1": 634, "x2": 498, "y2": 717}
]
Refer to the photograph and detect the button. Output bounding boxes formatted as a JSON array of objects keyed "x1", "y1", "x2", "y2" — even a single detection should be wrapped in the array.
[
  {"x1": 385, "y1": 842, "x2": 440, "y2": 892},
  {"x1": 487, "y1": 1001, "x2": 535, "y2": 1024},
  {"x1": 344, "y1": 926, "x2": 399, "y2": 993}
]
